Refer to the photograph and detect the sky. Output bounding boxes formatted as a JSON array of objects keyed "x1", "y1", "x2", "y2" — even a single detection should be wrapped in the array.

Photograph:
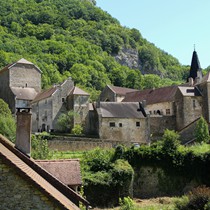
[{"x1": 96, "y1": 0, "x2": 210, "y2": 68}]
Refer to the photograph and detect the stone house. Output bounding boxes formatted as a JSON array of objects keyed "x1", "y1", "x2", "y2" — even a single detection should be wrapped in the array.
[
  {"x1": 122, "y1": 50, "x2": 206, "y2": 140},
  {"x1": 0, "y1": 58, "x2": 41, "y2": 113},
  {"x1": 67, "y1": 86, "x2": 90, "y2": 132},
  {"x1": 31, "y1": 78, "x2": 90, "y2": 133},
  {"x1": 0, "y1": 134, "x2": 89, "y2": 209},
  {"x1": 99, "y1": 84, "x2": 138, "y2": 102},
  {"x1": 31, "y1": 77, "x2": 74, "y2": 132},
  {"x1": 94, "y1": 102, "x2": 150, "y2": 144}
]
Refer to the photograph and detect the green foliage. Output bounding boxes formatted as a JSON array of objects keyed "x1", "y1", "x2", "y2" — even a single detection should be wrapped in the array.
[
  {"x1": 71, "y1": 124, "x2": 83, "y2": 135},
  {"x1": 175, "y1": 186, "x2": 210, "y2": 210},
  {"x1": 57, "y1": 111, "x2": 77, "y2": 132},
  {"x1": 195, "y1": 117, "x2": 210, "y2": 143},
  {"x1": 0, "y1": 99, "x2": 16, "y2": 142},
  {"x1": 161, "y1": 129, "x2": 180, "y2": 153},
  {"x1": 119, "y1": 197, "x2": 136, "y2": 210},
  {"x1": 82, "y1": 148, "x2": 134, "y2": 207},
  {"x1": 31, "y1": 134, "x2": 50, "y2": 159},
  {"x1": 0, "y1": 0, "x2": 188, "y2": 96}
]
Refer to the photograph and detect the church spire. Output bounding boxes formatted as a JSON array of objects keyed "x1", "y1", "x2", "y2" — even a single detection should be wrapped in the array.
[{"x1": 188, "y1": 49, "x2": 202, "y2": 82}]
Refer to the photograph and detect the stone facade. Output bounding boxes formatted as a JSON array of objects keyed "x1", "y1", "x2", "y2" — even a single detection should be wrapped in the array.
[
  {"x1": 32, "y1": 78, "x2": 74, "y2": 132},
  {"x1": 0, "y1": 158, "x2": 61, "y2": 210},
  {"x1": 98, "y1": 117, "x2": 149, "y2": 143},
  {"x1": 0, "y1": 59, "x2": 41, "y2": 113}
]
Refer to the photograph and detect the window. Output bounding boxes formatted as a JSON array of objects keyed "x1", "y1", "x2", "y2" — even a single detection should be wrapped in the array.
[
  {"x1": 119, "y1": 123, "x2": 122, "y2": 127},
  {"x1": 136, "y1": 122, "x2": 140, "y2": 127},
  {"x1": 109, "y1": 122, "x2": 115, "y2": 127},
  {"x1": 166, "y1": 109, "x2": 170, "y2": 115},
  {"x1": 45, "y1": 99, "x2": 47, "y2": 104},
  {"x1": 62, "y1": 97, "x2": 65, "y2": 103}
]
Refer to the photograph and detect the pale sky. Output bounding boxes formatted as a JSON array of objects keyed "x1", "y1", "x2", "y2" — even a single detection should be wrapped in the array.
[{"x1": 96, "y1": 0, "x2": 210, "y2": 68}]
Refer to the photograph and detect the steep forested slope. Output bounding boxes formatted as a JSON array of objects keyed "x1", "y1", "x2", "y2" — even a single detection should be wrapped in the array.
[{"x1": 0, "y1": 0, "x2": 189, "y2": 99}]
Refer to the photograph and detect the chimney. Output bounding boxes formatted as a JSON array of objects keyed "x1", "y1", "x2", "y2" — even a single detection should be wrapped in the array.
[
  {"x1": 188, "y1": 77, "x2": 194, "y2": 86},
  {"x1": 15, "y1": 108, "x2": 32, "y2": 157}
]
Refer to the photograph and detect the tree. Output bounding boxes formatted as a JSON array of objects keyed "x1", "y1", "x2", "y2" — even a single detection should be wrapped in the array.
[
  {"x1": 195, "y1": 116, "x2": 210, "y2": 143},
  {"x1": 0, "y1": 99, "x2": 16, "y2": 142},
  {"x1": 57, "y1": 111, "x2": 78, "y2": 132},
  {"x1": 161, "y1": 129, "x2": 180, "y2": 153}
]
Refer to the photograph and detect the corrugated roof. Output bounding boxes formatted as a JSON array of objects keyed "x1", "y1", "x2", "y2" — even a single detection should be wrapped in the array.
[
  {"x1": 0, "y1": 135, "x2": 80, "y2": 210},
  {"x1": 99, "y1": 102, "x2": 145, "y2": 118},
  {"x1": 108, "y1": 85, "x2": 138, "y2": 95},
  {"x1": 70, "y1": 87, "x2": 90, "y2": 96},
  {"x1": 35, "y1": 160, "x2": 82, "y2": 186},
  {"x1": 123, "y1": 86, "x2": 178, "y2": 105},
  {"x1": 11, "y1": 87, "x2": 38, "y2": 100},
  {"x1": 32, "y1": 87, "x2": 57, "y2": 103}
]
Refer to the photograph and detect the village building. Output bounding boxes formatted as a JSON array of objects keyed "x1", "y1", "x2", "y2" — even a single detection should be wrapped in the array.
[
  {"x1": 0, "y1": 108, "x2": 89, "y2": 209},
  {"x1": 0, "y1": 58, "x2": 41, "y2": 113},
  {"x1": 92, "y1": 102, "x2": 150, "y2": 144},
  {"x1": 99, "y1": 84, "x2": 138, "y2": 102}
]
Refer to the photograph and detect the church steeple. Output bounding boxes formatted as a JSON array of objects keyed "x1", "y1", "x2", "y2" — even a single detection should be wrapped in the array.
[{"x1": 188, "y1": 49, "x2": 202, "y2": 82}]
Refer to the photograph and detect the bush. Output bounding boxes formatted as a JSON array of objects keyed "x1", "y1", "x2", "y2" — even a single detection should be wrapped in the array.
[
  {"x1": 161, "y1": 129, "x2": 180, "y2": 153},
  {"x1": 31, "y1": 134, "x2": 51, "y2": 159},
  {"x1": 175, "y1": 186, "x2": 210, "y2": 210},
  {"x1": 119, "y1": 197, "x2": 136, "y2": 210},
  {"x1": 71, "y1": 124, "x2": 83, "y2": 135},
  {"x1": 195, "y1": 117, "x2": 210, "y2": 143}
]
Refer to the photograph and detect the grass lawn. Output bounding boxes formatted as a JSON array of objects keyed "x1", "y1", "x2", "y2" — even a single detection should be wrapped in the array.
[{"x1": 49, "y1": 150, "x2": 85, "y2": 159}]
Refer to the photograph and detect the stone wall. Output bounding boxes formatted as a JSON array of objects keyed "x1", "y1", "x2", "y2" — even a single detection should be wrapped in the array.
[
  {"x1": 10, "y1": 63, "x2": 41, "y2": 92},
  {"x1": 0, "y1": 70, "x2": 16, "y2": 113},
  {"x1": 99, "y1": 117, "x2": 149, "y2": 144},
  {"x1": 0, "y1": 158, "x2": 61, "y2": 210},
  {"x1": 150, "y1": 116, "x2": 176, "y2": 139},
  {"x1": 48, "y1": 137, "x2": 133, "y2": 151},
  {"x1": 133, "y1": 166, "x2": 199, "y2": 198}
]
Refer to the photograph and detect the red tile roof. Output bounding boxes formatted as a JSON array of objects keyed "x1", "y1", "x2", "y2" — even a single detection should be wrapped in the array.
[
  {"x1": 123, "y1": 86, "x2": 178, "y2": 105},
  {"x1": 0, "y1": 135, "x2": 89, "y2": 209},
  {"x1": 108, "y1": 85, "x2": 138, "y2": 96},
  {"x1": 35, "y1": 160, "x2": 82, "y2": 187},
  {"x1": 32, "y1": 87, "x2": 57, "y2": 103}
]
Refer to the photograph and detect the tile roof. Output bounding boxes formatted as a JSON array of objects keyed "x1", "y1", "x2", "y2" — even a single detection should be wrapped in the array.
[
  {"x1": 35, "y1": 160, "x2": 82, "y2": 187},
  {"x1": 11, "y1": 87, "x2": 38, "y2": 100},
  {"x1": 98, "y1": 102, "x2": 146, "y2": 118},
  {"x1": 32, "y1": 87, "x2": 57, "y2": 103},
  {"x1": 108, "y1": 85, "x2": 138, "y2": 95},
  {"x1": 0, "y1": 135, "x2": 89, "y2": 209},
  {"x1": 70, "y1": 86, "x2": 90, "y2": 96},
  {"x1": 0, "y1": 58, "x2": 42, "y2": 75},
  {"x1": 123, "y1": 86, "x2": 178, "y2": 105}
]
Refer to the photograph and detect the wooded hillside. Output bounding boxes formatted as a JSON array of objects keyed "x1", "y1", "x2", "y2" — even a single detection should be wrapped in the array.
[{"x1": 0, "y1": 0, "x2": 190, "y2": 99}]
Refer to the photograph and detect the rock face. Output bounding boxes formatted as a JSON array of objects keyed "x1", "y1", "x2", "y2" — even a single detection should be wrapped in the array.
[
  {"x1": 114, "y1": 47, "x2": 163, "y2": 76},
  {"x1": 114, "y1": 47, "x2": 141, "y2": 70}
]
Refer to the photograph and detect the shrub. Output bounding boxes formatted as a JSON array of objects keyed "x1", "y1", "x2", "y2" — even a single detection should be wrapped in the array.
[
  {"x1": 119, "y1": 197, "x2": 136, "y2": 210},
  {"x1": 175, "y1": 186, "x2": 210, "y2": 210},
  {"x1": 71, "y1": 124, "x2": 83, "y2": 135},
  {"x1": 31, "y1": 134, "x2": 51, "y2": 159},
  {"x1": 161, "y1": 129, "x2": 180, "y2": 153},
  {"x1": 195, "y1": 117, "x2": 210, "y2": 143}
]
